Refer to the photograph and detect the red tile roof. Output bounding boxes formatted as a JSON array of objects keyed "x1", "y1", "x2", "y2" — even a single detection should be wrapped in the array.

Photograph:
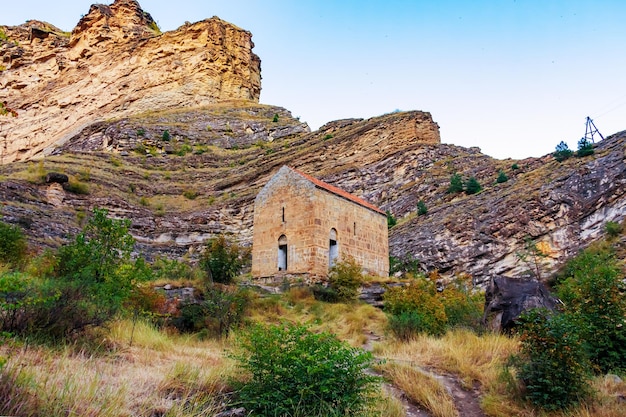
[{"x1": 289, "y1": 166, "x2": 385, "y2": 215}]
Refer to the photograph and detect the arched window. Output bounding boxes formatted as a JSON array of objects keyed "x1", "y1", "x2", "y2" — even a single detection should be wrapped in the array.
[
  {"x1": 278, "y1": 235, "x2": 288, "y2": 271},
  {"x1": 329, "y1": 228, "x2": 338, "y2": 268}
]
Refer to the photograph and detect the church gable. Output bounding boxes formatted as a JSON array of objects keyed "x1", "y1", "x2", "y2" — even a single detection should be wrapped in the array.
[{"x1": 251, "y1": 166, "x2": 389, "y2": 279}]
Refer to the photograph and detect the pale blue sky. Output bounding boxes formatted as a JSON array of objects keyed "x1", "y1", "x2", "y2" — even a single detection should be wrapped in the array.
[{"x1": 4, "y1": 1, "x2": 626, "y2": 159}]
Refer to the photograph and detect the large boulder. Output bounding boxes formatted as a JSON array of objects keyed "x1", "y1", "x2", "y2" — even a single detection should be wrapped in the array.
[{"x1": 482, "y1": 276, "x2": 559, "y2": 332}]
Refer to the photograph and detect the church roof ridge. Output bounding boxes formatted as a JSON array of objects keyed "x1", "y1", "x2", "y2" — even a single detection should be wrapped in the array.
[{"x1": 287, "y1": 166, "x2": 385, "y2": 216}]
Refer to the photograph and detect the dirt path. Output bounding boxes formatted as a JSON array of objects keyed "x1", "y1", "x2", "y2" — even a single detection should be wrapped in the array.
[{"x1": 363, "y1": 333, "x2": 485, "y2": 417}]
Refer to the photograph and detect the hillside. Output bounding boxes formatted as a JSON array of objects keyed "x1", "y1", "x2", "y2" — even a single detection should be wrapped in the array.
[
  {"x1": 1, "y1": 100, "x2": 624, "y2": 284},
  {"x1": 0, "y1": 0, "x2": 624, "y2": 286}
]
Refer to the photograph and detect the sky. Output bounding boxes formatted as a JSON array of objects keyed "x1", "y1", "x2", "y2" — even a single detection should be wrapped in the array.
[{"x1": 3, "y1": 0, "x2": 626, "y2": 159}]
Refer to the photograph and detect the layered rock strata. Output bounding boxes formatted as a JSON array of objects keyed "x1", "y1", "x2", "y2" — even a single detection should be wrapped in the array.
[{"x1": 0, "y1": 0, "x2": 261, "y2": 163}]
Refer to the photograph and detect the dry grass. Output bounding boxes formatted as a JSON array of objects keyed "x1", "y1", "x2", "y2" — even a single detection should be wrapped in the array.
[
  {"x1": 378, "y1": 362, "x2": 458, "y2": 417},
  {"x1": 0, "y1": 319, "x2": 234, "y2": 417},
  {"x1": 374, "y1": 328, "x2": 519, "y2": 388}
]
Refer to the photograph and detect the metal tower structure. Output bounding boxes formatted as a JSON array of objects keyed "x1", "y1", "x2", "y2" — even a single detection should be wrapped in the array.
[{"x1": 582, "y1": 116, "x2": 604, "y2": 143}]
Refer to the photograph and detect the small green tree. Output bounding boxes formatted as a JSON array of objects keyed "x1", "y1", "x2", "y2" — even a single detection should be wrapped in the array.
[
  {"x1": 162, "y1": 130, "x2": 170, "y2": 141},
  {"x1": 417, "y1": 200, "x2": 428, "y2": 216},
  {"x1": 447, "y1": 173, "x2": 463, "y2": 193},
  {"x1": 272, "y1": 113, "x2": 279, "y2": 122},
  {"x1": 0, "y1": 222, "x2": 27, "y2": 268},
  {"x1": 556, "y1": 244, "x2": 626, "y2": 373},
  {"x1": 513, "y1": 309, "x2": 592, "y2": 410},
  {"x1": 576, "y1": 137, "x2": 594, "y2": 157},
  {"x1": 386, "y1": 210, "x2": 397, "y2": 229},
  {"x1": 327, "y1": 255, "x2": 363, "y2": 302},
  {"x1": 604, "y1": 221, "x2": 622, "y2": 239},
  {"x1": 496, "y1": 170, "x2": 508, "y2": 183},
  {"x1": 464, "y1": 177, "x2": 482, "y2": 194},
  {"x1": 231, "y1": 323, "x2": 379, "y2": 417},
  {"x1": 553, "y1": 141, "x2": 573, "y2": 162},
  {"x1": 200, "y1": 234, "x2": 249, "y2": 284}
]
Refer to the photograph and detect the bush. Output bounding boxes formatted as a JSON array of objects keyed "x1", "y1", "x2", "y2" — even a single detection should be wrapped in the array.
[
  {"x1": 162, "y1": 130, "x2": 170, "y2": 141},
  {"x1": 386, "y1": 210, "x2": 397, "y2": 229},
  {"x1": 326, "y1": 256, "x2": 363, "y2": 302},
  {"x1": 496, "y1": 170, "x2": 508, "y2": 183},
  {"x1": 200, "y1": 235, "x2": 249, "y2": 284},
  {"x1": 556, "y1": 244, "x2": 626, "y2": 373},
  {"x1": 231, "y1": 323, "x2": 379, "y2": 416},
  {"x1": 576, "y1": 137, "x2": 594, "y2": 157},
  {"x1": 604, "y1": 220, "x2": 622, "y2": 238},
  {"x1": 512, "y1": 309, "x2": 592, "y2": 410},
  {"x1": 447, "y1": 173, "x2": 463, "y2": 193},
  {"x1": 511, "y1": 163, "x2": 519, "y2": 170},
  {"x1": 0, "y1": 222, "x2": 27, "y2": 268},
  {"x1": 48, "y1": 208, "x2": 137, "y2": 337},
  {"x1": 384, "y1": 278, "x2": 447, "y2": 337},
  {"x1": 272, "y1": 113, "x2": 279, "y2": 122},
  {"x1": 438, "y1": 276, "x2": 483, "y2": 330},
  {"x1": 464, "y1": 177, "x2": 482, "y2": 194},
  {"x1": 553, "y1": 140, "x2": 573, "y2": 162},
  {"x1": 417, "y1": 200, "x2": 428, "y2": 216}
]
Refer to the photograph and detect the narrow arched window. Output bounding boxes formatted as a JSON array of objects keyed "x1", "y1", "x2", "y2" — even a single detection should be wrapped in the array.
[
  {"x1": 278, "y1": 235, "x2": 288, "y2": 271},
  {"x1": 329, "y1": 228, "x2": 338, "y2": 268}
]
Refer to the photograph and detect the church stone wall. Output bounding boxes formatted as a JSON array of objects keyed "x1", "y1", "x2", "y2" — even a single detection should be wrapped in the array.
[{"x1": 252, "y1": 167, "x2": 389, "y2": 279}]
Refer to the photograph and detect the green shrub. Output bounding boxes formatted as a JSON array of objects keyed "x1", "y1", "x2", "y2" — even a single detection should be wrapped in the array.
[
  {"x1": 553, "y1": 140, "x2": 573, "y2": 162},
  {"x1": 272, "y1": 113, "x2": 279, "y2": 122},
  {"x1": 496, "y1": 170, "x2": 508, "y2": 183},
  {"x1": 0, "y1": 222, "x2": 27, "y2": 268},
  {"x1": 311, "y1": 284, "x2": 339, "y2": 303},
  {"x1": 438, "y1": 276, "x2": 483, "y2": 330},
  {"x1": 162, "y1": 130, "x2": 170, "y2": 141},
  {"x1": 512, "y1": 309, "x2": 592, "y2": 410},
  {"x1": 604, "y1": 220, "x2": 622, "y2": 238},
  {"x1": 511, "y1": 163, "x2": 519, "y2": 170},
  {"x1": 464, "y1": 176, "x2": 482, "y2": 194},
  {"x1": 384, "y1": 278, "x2": 447, "y2": 337},
  {"x1": 576, "y1": 138, "x2": 594, "y2": 157},
  {"x1": 152, "y1": 257, "x2": 200, "y2": 281},
  {"x1": 447, "y1": 173, "x2": 463, "y2": 193},
  {"x1": 417, "y1": 200, "x2": 428, "y2": 216},
  {"x1": 388, "y1": 255, "x2": 420, "y2": 276},
  {"x1": 323, "y1": 134, "x2": 334, "y2": 140},
  {"x1": 326, "y1": 255, "x2": 363, "y2": 302},
  {"x1": 556, "y1": 244, "x2": 626, "y2": 373},
  {"x1": 386, "y1": 210, "x2": 397, "y2": 229},
  {"x1": 182, "y1": 189, "x2": 198, "y2": 200},
  {"x1": 200, "y1": 235, "x2": 249, "y2": 284},
  {"x1": 50, "y1": 208, "x2": 137, "y2": 337},
  {"x1": 64, "y1": 180, "x2": 89, "y2": 195},
  {"x1": 230, "y1": 323, "x2": 379, "y2": 417}
]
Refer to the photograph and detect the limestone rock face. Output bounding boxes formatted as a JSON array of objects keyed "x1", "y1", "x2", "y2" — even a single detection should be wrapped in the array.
[{"x1": 0, "y1": 0, "x2": 261, "y2": 163}]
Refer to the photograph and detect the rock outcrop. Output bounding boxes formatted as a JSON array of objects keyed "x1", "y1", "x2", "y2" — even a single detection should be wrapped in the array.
[
  {"x1": 482, "y1": 276, "x2": 560, "y2": 331},
  {"x1": 0, "y1": 0, "x2": 261, "y2": 163}
]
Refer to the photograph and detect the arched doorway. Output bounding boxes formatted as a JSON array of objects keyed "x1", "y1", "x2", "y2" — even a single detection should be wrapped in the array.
[
  {"x1": 329, "y1": 228, "x2": 338, "y2": 267},
  {"x1": 278, "y1": 235, "x2": 288, "y2": 271}
]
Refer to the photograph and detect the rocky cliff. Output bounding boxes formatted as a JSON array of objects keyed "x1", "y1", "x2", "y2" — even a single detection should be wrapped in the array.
[
  {"x1": 0, "y1": 0, "x2": 261, "y2": 163},
  {"x1": 0, "y1": 1, "x2": 624, "y2": 286}
]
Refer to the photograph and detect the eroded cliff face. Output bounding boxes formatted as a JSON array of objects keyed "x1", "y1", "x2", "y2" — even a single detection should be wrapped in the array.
[
  {"x1": 0, "y1": 101, "x2": 623, "y2": 285},
  {"x1": 0, "y1": 0, "x2": 261, "y2": 163}
]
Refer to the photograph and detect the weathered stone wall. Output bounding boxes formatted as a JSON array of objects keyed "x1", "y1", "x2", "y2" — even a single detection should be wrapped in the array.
[{"x1": 252, "y1": 167, "x2": 389, "y2": 278}]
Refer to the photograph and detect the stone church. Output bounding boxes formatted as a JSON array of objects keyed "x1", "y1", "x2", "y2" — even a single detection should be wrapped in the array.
[{"x1": 251, "y1": 166, "x2": 389, "y2": 278}]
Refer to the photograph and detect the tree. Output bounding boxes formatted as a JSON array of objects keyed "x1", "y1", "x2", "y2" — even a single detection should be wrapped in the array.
[
  {"x1": 496, "y1": 170, "x2": 508, "y2": 183},
  {"x1": 386, "y1": 210, "x2": 397, "y2": 229},
  {"x1": 447, "y1": 173, "x2": 463, "y2": 193},
  {"x1": 464, "y1": 177, "x2": 482, "y2": 194},
  {"x1": 57, "y1": 208, "x2": 134, "y2": 284},
  {"x1": 200, "y1": 234, "x2": 249, "y2": 284},
  {"x1": 553, "y1": 141, "x2": 573, "y2": 162},
  {"x1": 417, "y1": 200, "x2": 428, "y2": 216},
  {"x1": 0, "y1": 222, "x2": 27, "y2": 268},
  {"x1": 327, "y1": 255, "x2": 363, "y2": 301},
  {"x1": 576, "y1": 137, "x2": 594, "y2": 157}
]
